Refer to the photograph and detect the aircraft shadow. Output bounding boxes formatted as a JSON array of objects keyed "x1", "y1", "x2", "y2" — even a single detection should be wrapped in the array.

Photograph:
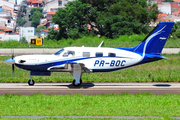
[
  {"x1": 26, "y1": 82, "x2": 95, "y2": 89},
  {"x1": 153, "y1": 84, "x2": 171, "y2": 87},
  {"x1": 67, "y1": 82, "x2": 95, "y2": 89},
  {"x1": 21, "y1": 83, "x2": 171, "y2": 88}
]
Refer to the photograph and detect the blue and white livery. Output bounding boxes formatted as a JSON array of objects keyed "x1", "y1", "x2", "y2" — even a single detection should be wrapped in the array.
[{"x1": 4, "y1": 22, "x2": 174, "y2": 86}]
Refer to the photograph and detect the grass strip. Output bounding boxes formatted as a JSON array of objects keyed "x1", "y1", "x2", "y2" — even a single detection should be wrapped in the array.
[
  {"x1": 0, "y1": 54, "x2": 180, "y2": 83},
  {"x1": 0, "y1": 93, "x2": 180, "y2": 117},
  {"x1": 0, "y1": 118, "x2": 175, "y2": 120},
  {"x1": 0, "y1": 35, "x2": 180, "y2": 48},
  {"x1": 0, "y1": 116, "x2": 176, "y2": 120}
]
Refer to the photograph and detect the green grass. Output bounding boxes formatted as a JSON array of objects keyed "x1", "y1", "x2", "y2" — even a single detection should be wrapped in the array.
[
  {"x1": 0, "y1": 117, "x2": 176, "y2": 120},
  {"x1": 1, "y1": 35, "x2": 180, "y2": 48},
  {"x1": 0, "y1": 118, "x2": 173, "y2": 120},
  {"x1": 0, "y1": 93, "x2": 180, "y2": 117},
  {"x1": 1, "y1": 54, "x2": 180, "y2": 83}
]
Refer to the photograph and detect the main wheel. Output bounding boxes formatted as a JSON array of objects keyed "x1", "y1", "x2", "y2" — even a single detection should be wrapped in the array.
[
  {"x1": 72, "y1": 79, "x2": 82, "y2": 86},
  {"x1": 28, "y1": 79, "x2": 35, "y2": 86}
]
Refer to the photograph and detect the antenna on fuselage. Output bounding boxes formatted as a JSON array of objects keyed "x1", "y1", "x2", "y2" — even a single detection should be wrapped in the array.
[{"x1": 98, "y1": 41, "x2": 104, "y2": 48}]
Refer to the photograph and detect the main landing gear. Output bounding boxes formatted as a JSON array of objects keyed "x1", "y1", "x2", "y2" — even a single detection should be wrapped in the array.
[
  {"x1": 27, "y1": 63, "x2": 83, "y2": 86},
  {"x1": 73, "y1": 79, "x2": 82, "y2": 86},
  {"x1": 28, "y1": 76, "x2": 35, "y2": 86},
  {"x1": 72, "y1": 64, "x2": 83, "y2": 86}
]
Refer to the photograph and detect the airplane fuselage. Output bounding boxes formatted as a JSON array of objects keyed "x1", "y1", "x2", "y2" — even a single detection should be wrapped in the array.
[{"x1": 14, "y1": 47, "x2": 144, "y2": 72}]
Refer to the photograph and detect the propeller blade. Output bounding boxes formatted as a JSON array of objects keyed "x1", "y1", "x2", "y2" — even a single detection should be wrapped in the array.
[
  {"x1": 12, "y1": 48, "x2": 14, "y2": 59},
  {"x1": 11, "y1": 48, "x2": 15, "y2": 74},
  {"x1": 12, "y1": 64, "x2": 15, "y2": 75}
]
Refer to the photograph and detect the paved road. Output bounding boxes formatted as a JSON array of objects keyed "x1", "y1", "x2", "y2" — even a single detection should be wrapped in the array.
[
  {"x1": 0, "y1": 83, "x2": 180, "y2": 95},
  {"x1": 0, "y1": 48, "x2": 180, "y2": 55},
  {"x1": 23, "y1": 7, "x2": 32, "y2": 27}
]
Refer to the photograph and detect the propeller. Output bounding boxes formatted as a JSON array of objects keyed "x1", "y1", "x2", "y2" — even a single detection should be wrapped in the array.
[{"x1": 11, "y1": 48, "x2": 15, "y2": 74}]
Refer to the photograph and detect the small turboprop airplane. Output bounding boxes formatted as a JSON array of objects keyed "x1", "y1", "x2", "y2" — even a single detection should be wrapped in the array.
[{"x1": 4, "y1": 22, "x2": 174, "y2": 86}]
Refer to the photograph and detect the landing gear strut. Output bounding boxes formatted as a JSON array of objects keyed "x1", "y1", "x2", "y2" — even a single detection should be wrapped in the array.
[
  {"x1": 28, "y1": 76, "x2": 35, "y2": 86},
  {"x1": 72, "y1": 64, "x2": 82, "y2": 86},
  {"x1": 73, "y1": 79, "x2": 82, "y2": 86}
]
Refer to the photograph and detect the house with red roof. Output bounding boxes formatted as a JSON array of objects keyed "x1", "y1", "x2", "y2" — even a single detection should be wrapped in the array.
[
  {"x1": 174, "y1": 0, "x2": 180, "y2": 2},
  {"x1": 0, "y1": 26, "x2": 13, "y2": 34},
  {"x1": 37, "y1": 29, "x2": 48, "y2": 38},
  {"x1": 27, "y1": 0, "x2": 43, "y2": 7},
  {"x1": 0, "y1": 17, "x2": 15, "y2": 31},
  {"x1": 149, "y1": 0, "x2": 180, "y2": 24},
  {"x1": 158, "y1": 2, "x2": 171, "y2": 14},
  {"x1": 46, "y1": 12, "x2": 56, "y2": 21}
]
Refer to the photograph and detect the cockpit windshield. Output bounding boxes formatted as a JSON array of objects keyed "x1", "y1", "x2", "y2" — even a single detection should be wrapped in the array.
[{"x1": 54, "y1": 49, "x2": 64, "y2": 55}]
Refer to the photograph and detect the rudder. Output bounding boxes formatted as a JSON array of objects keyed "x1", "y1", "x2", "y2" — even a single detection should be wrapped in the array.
[{"x1": 134, "y1": 22, "x2": 174, "y2": 55}]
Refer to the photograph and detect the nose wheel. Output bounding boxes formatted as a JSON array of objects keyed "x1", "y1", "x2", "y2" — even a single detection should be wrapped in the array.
[{"x1": 28, "y1": 76, "x2": 35, "y2": 86}]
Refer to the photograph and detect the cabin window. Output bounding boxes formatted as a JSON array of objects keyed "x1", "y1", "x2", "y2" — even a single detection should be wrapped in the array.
[
  {"x1": 96, "y1": 52, "x2": 103, "y2": 57},
  {"x1": 54, "y1": 48, "x2": 64, "y2": 55},
  {"x1": 83, "y1": 52, "x2": 90, "y2": 57},
  {"x1": 108, "y1": 53, "x2": 116, "y2": 57},
  {"x1": 63, "y1": 51, "x2": 75, "y2": 57}
]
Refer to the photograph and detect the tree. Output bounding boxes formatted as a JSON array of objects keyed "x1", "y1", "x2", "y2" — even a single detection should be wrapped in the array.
[
  {"x1": 105, "y1": 0, "x2": 158, "y2": 24},
  {"x1": 97, "y1": 15, "x2": 148, "y2": 38},
  {"x1": 96, "y1": 0, "x2": 158, "y2": 37},
  {"x1": 47, "y1": 27, "x2": 59, "y2": 40},
  {"x1": 30, "y1": 10, "x2": 44, "y2": 28},
  {"x1": 79, "y1": 0, "x2": 119, "y2": 12},
  {"x1": 52, "y1": 1, "x2": 91, "y2": 39},
  {"x1": 30, "y1": 7, "x2": 43, "y2": 15},
  {"x1": 50, "y1": 0, "x2": 159, "y2": 39},
  {"x1": 36, "y1": 26, "x2": 47, "y2": 33},
  {"x1": 19, "y1": 18, "x2": 26, "y2": 27},
  {"x1": 79, "y1": 0, "x2": 119, "y2": 32},
  {"x1": 147, "y1": 4, "x2": 159, "y2": 22},
  {"x1": 30, "y1": 11, "x2": 43, "y2": 21},
  {"x1": 31, "y1": 19, "x2": 40, "y2": 28}
]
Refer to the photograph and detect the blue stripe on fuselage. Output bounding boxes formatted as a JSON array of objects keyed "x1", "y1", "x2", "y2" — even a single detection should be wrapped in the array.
[
  {"x1": 93, "y1": 55, "x2": 164, "y2": 72},
  {"x1": 15, "y1": 57, "x2": 92, "y2": 71},
  {"x1": 15, "y1": 56, "x2": 132, "y2": 71}
]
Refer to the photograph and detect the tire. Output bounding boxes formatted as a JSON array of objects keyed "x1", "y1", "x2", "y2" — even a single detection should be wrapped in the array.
[
  {"x1": 28, "y1": 79, "x2": 35, "y2": 86},
  {"x1": 72, "y1": 79, "x2": 82, "y2": 86}
]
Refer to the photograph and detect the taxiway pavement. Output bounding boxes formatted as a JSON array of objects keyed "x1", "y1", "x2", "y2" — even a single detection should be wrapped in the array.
[
  {"x1": 0, "y1": 83, "x2": 180, "y2": 95},
  {"x1": 0, "y1": 48, "x2": 180, "y2": 55}
]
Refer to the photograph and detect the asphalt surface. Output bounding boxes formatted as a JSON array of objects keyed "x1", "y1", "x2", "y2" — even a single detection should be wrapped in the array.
[
  {"x1": 23, "y1": 7, "x2": 32, "y2": 27},
  {"x1": 0, "y1": 48, "x2": 180, "y2": 55},
  {"x1": 0, "y1": 83, "x2": 180, "y2": 95}
]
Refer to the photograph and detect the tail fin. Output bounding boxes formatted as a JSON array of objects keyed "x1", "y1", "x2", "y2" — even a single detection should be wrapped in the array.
[{"x1": 133, "y1": 22, "x2": 174, "y2": 55}]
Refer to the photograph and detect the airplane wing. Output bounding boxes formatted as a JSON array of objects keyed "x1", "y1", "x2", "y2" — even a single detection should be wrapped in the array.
[{"x1": 47, "y1": 63, "x2": 91, "y2": 73}]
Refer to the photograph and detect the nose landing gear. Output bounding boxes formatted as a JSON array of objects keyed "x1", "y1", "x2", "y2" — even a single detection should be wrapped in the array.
[{"x1": 28, "y1": 76, "x2": 35, "y2": 86}]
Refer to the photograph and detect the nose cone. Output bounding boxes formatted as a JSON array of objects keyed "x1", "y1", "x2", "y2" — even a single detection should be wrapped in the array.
[{"x1": 4, "y1": 58, "x2": 15, "y2": 65}]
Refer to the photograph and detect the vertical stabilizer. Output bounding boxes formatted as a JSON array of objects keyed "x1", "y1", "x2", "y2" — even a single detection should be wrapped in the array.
[{"x1": 134, "y1": 22, "x2": 174, "y2": 55}]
